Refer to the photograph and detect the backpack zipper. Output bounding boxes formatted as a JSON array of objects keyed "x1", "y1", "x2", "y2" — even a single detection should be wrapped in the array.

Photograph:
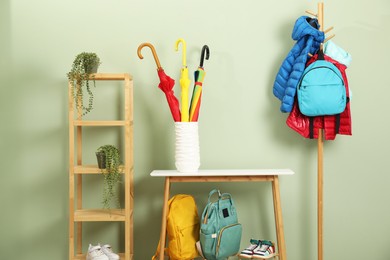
[
  {"x1": 298, "y1": 65, "x2": 344, "y2": 89},
  {"x1": 215, "y1": 223, "x2": 240, "y2": 256}
]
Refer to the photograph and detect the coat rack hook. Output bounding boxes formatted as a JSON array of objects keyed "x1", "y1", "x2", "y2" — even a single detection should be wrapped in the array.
[
  {"x1": 305, "y1": 10, "x2": 317, "y2": 17},
  {"x1": 324, "y1": 26, "x2": 334, "y2": 34},
  {"x1": 324, "y1": 34, "x2": 335, "y2": 43}
]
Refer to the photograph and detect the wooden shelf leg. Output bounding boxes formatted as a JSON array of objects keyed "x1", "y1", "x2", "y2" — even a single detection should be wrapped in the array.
[
  {"x1": 272, "y1": 176, "x2": 286, "y2": 260},
  {"x1": 69, "y1": 81, "x2": 75, "y2": 260},
  {"x1": 76, "y1": 175, "x2": 82, "y2": 255},
  {"x1": 76, "y1": 124, "x2": 83, "y2": 255},
  {"x1": 159, "y1": 177, "x2": 171, "y2": 260},
  {"x1": 69, "y1": 178, "x2": 74, "y2": 259}
]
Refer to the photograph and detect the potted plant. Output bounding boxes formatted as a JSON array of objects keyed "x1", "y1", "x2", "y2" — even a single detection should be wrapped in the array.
[
  {"x1": 96, "y1": 144, "x2": 122, "y2": 209},
  {"x1": 67, "y1": 52, "x2": 101, "y2": 116}
]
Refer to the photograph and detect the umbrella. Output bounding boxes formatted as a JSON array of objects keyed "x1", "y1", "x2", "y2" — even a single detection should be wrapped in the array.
[
  {"x1": 189, "y1": 45, "x2": 210, "y2": 122},
  {"x1": 157, "y1": 69, "x2": 181, "y2": 121},
  {"x1": 137, "y1": 43, "x2": 181, "y2": 122},
  {"x1": 175, "y1": 38, "x2": 191, "y2": 122}
]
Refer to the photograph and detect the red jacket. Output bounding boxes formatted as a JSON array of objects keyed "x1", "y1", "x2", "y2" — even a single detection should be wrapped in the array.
[{"x1": 286, "y1": 54, "x2": 352, "y2": 140}]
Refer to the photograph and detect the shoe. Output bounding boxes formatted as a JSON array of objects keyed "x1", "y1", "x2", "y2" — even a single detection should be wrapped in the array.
[
  {"x1": 100, "y1": 244, "x2": 120, "y2": 260},
  {"x1": 252, "y1": 240, "x2": 276, "y2": 259},
  {"x1": 239, "y1": 239, "x2": 261, "y2": 258},
  {"x1": 86, "y1": 244, "x2": 109, "y2": 260}
]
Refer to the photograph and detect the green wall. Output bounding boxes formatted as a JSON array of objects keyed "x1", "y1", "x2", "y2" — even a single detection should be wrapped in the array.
[{"x1": 1, "y1": 0, "x2": 390, "y2": 259}]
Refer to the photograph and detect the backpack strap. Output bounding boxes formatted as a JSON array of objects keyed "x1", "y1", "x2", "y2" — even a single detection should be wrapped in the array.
[
  {"x1": 202, "y1": 189, "x2": 221, "y2": 224},
  {"x1": 207, "y1": 189, "x2": 221, "y2": 203},
  {"x1": 219, "y1": 193, "x2": 237, "y2": 218},
  {"x1": 152, "y1": 237, "x2": 169, "y2": 260},
  {"x1": 220, "y1": 193, "x2": 234, "y2": 207},
  {"x1": 220, "y1": 192, "x2": 232, "y2": 201},
  {"x1": 318, "y1": 48, "x2": 325, "y2": 60},
  {"x1": 309, "y1": 117, "x2": 315, "y2": 139},
  {"x1": 218, "y1": 193, "x2": 234, "y2": 212},
  {"x1": 335, "y1": 114, "x2": 340, "y2": 134}
]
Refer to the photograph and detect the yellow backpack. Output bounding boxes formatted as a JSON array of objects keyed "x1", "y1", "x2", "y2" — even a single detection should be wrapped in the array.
[{"x1": 152, "y1": 194, "x2": 200, "y2": 260}]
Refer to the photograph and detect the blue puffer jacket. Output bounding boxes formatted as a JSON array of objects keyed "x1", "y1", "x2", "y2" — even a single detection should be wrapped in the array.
[{"x1": 273, "y1": 16, "x2": 325, "y2": 113}]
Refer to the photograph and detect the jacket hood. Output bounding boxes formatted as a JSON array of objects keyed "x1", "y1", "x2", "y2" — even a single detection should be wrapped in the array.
[
  {"x1": 292, "y1": 16, "x2": 325, "y2": 42},
  {"x1": 324, "y1": 40, "x2": 352, "y2": 67}
]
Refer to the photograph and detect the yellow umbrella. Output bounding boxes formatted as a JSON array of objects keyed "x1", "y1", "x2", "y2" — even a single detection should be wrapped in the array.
[{"x1": 175, "y1": 38, "x2": 191, "y2": 122}]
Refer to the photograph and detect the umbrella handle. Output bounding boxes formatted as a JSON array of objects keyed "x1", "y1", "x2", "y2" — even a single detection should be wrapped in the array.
[
  {"x1": 199, "y1": 45, "x2": 210, "y2": 68},
  {"x1": 137, "y1": 43, "x2": 162, "y2": 70},
  {"x1": 175, "y1": 38, "x2": 187, "y2": 67}
]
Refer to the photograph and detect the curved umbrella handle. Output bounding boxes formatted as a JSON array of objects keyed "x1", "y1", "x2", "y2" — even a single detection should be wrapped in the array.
[
  {"x1": 199, "y1": 45, "x2": 210, "y2": 68},
  {"x1": 175, "y1": 38, "x2": 187, "y2": 67},
  {"x1": 137, "y1": 42, "x2": 162, "y2": 70}
]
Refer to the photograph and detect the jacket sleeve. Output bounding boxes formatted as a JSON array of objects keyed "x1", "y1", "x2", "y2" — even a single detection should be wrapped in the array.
[{"x1": 272, "y1": 41, "x2": 303, "y2": 102}]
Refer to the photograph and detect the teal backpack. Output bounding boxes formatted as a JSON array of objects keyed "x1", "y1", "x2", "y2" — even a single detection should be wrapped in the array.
[
  {"x1": 199, "y1": 189, "x2": 242, "y2": 260},
  {"x1": 297, "y1": 50, "x2": 346, "y2": 117}
]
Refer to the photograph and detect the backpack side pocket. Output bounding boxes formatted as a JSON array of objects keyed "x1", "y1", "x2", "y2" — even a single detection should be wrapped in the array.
[
  {"x1": 200, "y1": 230, "x2": 217, "y2": 260},
  {"x1": 216, "y1": 223, "x2": 242, "y2": 259}
]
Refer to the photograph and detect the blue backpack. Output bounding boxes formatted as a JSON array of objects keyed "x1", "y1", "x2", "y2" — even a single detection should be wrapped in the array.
[{"x1": 297, "y1": 51, "x2": 346, "y2": 117}]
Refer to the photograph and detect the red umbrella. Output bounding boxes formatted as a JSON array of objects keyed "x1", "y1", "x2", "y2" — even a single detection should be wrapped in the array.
[
  {"x1": 157, "y1": 69, "x2": 181, "y2": 121},
  {"x1": 137, "y1": 43, "x2": 181, "y2": 122}
]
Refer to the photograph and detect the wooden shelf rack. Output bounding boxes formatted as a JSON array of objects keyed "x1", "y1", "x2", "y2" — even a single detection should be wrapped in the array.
[{"x1": 68, "y1": 73, "x2": 134, "y2": 260}]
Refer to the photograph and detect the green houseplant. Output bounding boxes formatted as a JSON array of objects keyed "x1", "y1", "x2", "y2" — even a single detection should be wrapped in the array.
[
  {"x1": 67, "y1": 52, "x2": 101, "y2": 116},
  {"x1": 96, "y1": 145, "x2": 122, "y2": 209}
]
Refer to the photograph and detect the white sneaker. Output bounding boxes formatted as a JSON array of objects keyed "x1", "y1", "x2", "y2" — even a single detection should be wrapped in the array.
[
  {"x1": 86, "y1": 244, "x2": 109, "y2": 260},
  {"x1": 252, "y1": 240, "x2": 276, "y2": 259},
  {"x1": 100, "y1": 244, "x2": 120, "y2": 260},
  {"x1": 239, "y1": 239, "x2": 261, "y2": 258}
]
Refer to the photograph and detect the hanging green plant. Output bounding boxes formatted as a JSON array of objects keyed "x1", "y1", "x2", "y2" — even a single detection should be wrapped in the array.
[
  {"x1": 96, "y1": 144, "x2": 122, "y2": 209},
  {"x1": 67, "y1": 52, "x2": 101, "y2": 116}
]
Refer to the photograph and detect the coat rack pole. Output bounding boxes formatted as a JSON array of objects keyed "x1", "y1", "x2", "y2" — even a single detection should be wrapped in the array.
[
  {"x1": 318, "y1": 130, "x2": 324, "y2": 260},
  {"x1": 317, "y1": 3, "x2": 324, "y2": 260}
]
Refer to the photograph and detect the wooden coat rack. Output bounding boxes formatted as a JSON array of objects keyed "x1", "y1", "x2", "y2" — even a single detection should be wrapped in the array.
[{"x1": 305, "y1": 3, "x2": 335, "y2": 260}]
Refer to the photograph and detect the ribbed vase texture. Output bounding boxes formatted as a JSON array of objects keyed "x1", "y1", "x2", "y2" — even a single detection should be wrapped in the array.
[{"x1": 174, "y1": 122, "x2": 200, "y2": 173}]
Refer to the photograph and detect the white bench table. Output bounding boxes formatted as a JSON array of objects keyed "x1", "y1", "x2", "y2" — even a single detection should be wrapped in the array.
[{"x1": 150, "y1": 169, "x2": 294, "y2": 260}]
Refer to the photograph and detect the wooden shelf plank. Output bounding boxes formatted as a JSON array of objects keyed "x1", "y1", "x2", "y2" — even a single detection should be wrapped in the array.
[
  {"x1": 169, "y1": 175, "x2": 276, "y2": 183},
  {"x1": 74, "y1": 165, "x2": 101, "y2": 174},
  {"x1": 87, "y1": 73, "x2": 133, "y2": 81},
  {"x1": 74, "y1": 253, "x2": 129, "y2": 260},
  {"x1": 73, "y1": 120, "x2": 128, "y2": 126},
  {"x1": 74, "y1": 165, "x2": 125, "y2": 174},
  {"x1": 151, "y1": 169, "x2": 294, "y2": 177},
  {"x1": 74, "y1": 209, "x2": 129, "y2": 222},
  {"x1": 237, "y1": 253, "x2": 279, "y2": 259}
]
